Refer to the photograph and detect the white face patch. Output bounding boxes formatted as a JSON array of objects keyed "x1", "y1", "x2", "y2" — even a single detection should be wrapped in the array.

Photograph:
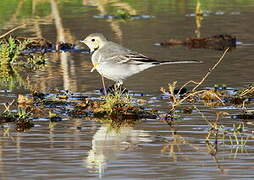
[
  {"x1": 89, "y1": 46, "x2": 95, "y2": 53},
  {"x1": 84, "y1": 39, "x2": 99, "y2": 53}
]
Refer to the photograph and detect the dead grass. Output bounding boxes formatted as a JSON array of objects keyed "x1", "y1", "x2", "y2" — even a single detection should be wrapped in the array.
[{"x1": 161, "y1": 48, "x2": 230, "y2": 113}]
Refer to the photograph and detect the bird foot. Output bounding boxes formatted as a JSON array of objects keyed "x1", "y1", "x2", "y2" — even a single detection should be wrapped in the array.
[{"x1": 99, "y1": 84, "x2": 128, "y2": 95}]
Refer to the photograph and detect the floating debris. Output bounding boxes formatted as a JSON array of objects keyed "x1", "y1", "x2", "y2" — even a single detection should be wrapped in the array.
[
  {"x1": 0, "y1": 106, "x2": 34, "y2": 132},
  {"x1": 17, "y1": 37, "x2": 89, "y2": 54},
  {"x1": 186, "y1": 11, "x2": 241, "y2": 17},
  {"x1": 49, "y1": 112, "x2": 62, "y2": 122},
  {"x1": 16, "y1": 119, "x2": 34, "y2": 132},
  {"x1": 232, "y1": 110, "x2": 254, "y2": 120},
  {"x1": 0, "y1": 36, "x2": 88, "y2": 55},
  {"x1": 17, "y1": 90, "x2": 158, "y2": 125},
  {"x1": 94, "y1": 14, "x2": 154, "y2": 20},
  {"x1": 0, "y1": 115, "x2": 16, "y2": 123},
  {"x1": 158, "y1": 34, "x2": 236, "y2": 50},
  {"x1": 0, "y1": 89, "x2": 158, "y2": 131},
  {"x1": 93, "y1": 9, "x2": 153, "y2": 20}
]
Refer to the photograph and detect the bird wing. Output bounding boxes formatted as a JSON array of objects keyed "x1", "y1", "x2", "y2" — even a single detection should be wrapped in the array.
[
  {"x1": 105, "y1": 51, "x2": 159, "y2": 65},
  {"x1": 97, "y1": 41, "x2": 159, "y2": 65},
  {"x1": 96, "y1": 41, "x2": 201, "y2": 66}
]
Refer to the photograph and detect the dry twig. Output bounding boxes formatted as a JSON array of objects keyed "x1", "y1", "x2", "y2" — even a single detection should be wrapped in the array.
[
  {"x1": 163, "y1": 47, "x2": 230, "y2": 112},
  {"x1": 192, "y1": 47, "x2": 230, "y2": 92},
  {"x1": 0, "y1": 24, "x2": 26, "y2": 39}
]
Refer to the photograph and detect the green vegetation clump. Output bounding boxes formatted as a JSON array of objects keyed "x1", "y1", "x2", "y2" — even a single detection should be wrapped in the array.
[
  {"x1": 0, "y1": 37, "x2": 30, "y2": 65},
  {"x1": 101, "y1": 91, "x2": 133, "y2": 114},
  {"x1": 0, "y1": 37, "x2": 47, "y2": 89},
  {"x1": 93, "y1": 90, "x2": 155, "y2": 120},
  {"x1": 0, "y1": 104, "x2": 34, "y2": 132},
  {"x1": 0, "y1": 36, "x2": 46, "y2": 66}
]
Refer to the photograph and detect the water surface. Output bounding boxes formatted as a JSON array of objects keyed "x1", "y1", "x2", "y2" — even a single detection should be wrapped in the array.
[{"x1": 0, "y1": 0, "x2": 254, "y2": 179}]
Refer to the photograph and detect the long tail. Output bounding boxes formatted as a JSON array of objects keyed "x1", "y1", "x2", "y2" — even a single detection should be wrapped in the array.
[{"x1": 157, "y1": 60, "x2": 202, "y2": 65}]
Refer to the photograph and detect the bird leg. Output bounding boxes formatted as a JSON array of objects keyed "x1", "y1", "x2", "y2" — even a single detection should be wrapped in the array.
[
  {"x1": 113, "y1": 81, "x2": 122, "y2": 91},
  {"x1": 101, "y1": 75, "x2": 107, "y2": 95},
  {"x1": 113, "y1": 81, "x2": 127, "y2": 94}
]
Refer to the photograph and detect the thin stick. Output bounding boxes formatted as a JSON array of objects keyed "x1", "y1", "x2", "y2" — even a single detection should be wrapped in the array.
[
  {"x1": 192, "y1": 47, "x2": 230, "y2": 92},
  {"x1": 101, "y1": 76, "x2": 107, "y2": 95},
  {"x1": 0, "y1": 24, "x2": 26, "y2": 39},
  {"x1": 176, "y1": 80, "x2": 199, "y2": 97},
  {"x1": 177, "y1": 89, "x2": 206, "y2": 106}
]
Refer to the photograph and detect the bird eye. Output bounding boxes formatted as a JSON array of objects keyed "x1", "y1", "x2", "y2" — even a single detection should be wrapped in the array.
[{"x1": 91, "y1": 39, "x2": 95, "y2": 42}]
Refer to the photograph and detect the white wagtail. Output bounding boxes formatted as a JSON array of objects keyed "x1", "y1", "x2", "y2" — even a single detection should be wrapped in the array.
[{"x1": 81, "y1": 33, "x2": 201, "y2": 92}]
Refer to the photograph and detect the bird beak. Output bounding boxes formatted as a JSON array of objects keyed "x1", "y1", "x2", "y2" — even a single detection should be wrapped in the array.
[{"x1": 80, "y1": 39, "x2": 92, "y2": 53}]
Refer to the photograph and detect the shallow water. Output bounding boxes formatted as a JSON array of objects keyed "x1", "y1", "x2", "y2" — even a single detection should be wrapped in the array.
[{"x1": 0, "y1": 0, "x2": 254, "y2": 179}]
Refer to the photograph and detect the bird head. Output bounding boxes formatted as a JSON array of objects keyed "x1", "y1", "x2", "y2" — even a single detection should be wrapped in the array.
[{"x1": 80, "y1": 33, "x2": 107, "y2": 53}]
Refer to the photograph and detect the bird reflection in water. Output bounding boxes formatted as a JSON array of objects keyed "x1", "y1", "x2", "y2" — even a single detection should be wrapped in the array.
[{"x1": 85, "y1": 119, "x2": 152, "y2": 177}]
